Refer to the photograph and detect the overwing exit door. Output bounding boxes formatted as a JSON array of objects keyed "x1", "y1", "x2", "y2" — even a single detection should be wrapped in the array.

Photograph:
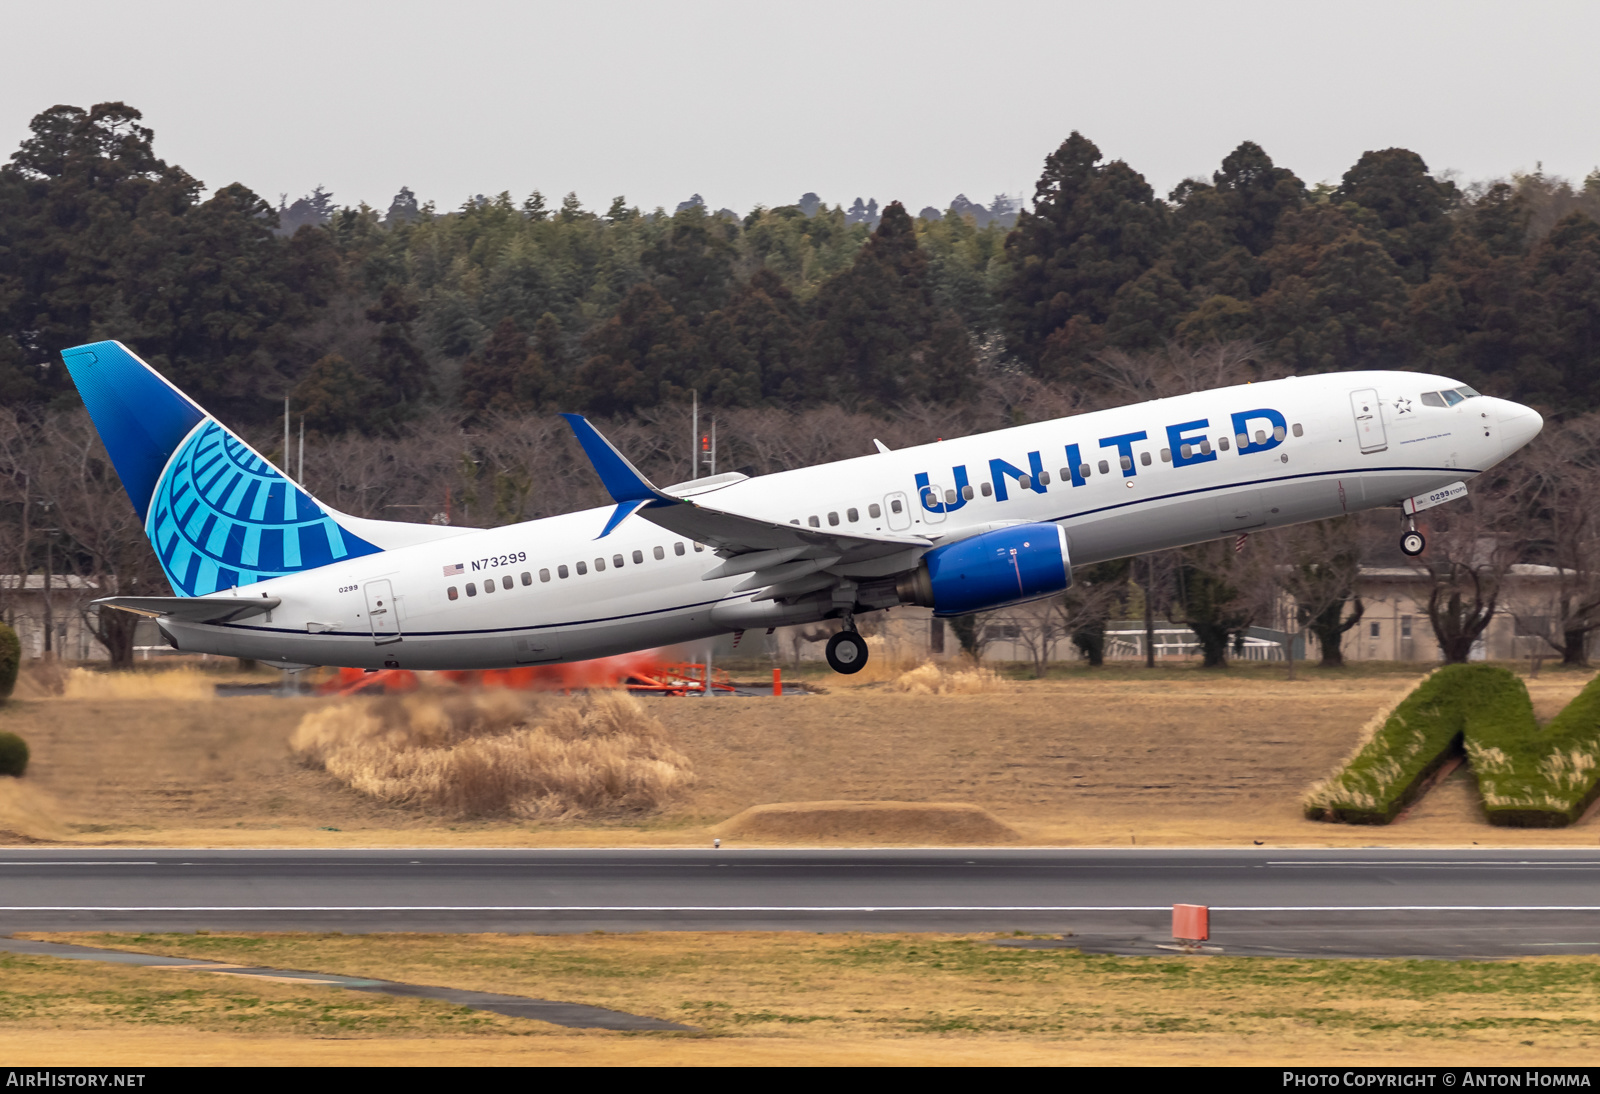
[
  {"x1": 364, "y1": 579, "x2": 402, "y2": 644},
  {"x1": 1351, "y1": 389, "x2": 1388, "y2": 453}
]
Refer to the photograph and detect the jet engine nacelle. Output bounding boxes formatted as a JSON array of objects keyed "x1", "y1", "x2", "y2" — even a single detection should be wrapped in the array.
[{"x1": 895, "y1": 522, "x2": 1072, "y2": 617}]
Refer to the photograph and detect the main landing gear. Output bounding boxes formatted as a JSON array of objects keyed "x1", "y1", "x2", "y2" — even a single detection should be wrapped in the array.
[
  {"x1": 826, "y1": 617, "x2": 869, "y2": 674},
  {"x1": 1400, "y1": 516, "x2": 1426, "y2": 557}
]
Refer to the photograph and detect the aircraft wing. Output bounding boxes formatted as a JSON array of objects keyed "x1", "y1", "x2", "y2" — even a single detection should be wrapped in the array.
[
  {"x1": 562, "y1": 415, "x2": 931, "y2": 584},
  {"x1": 94, "y1": 595, "x2": 280, "y2": 624}
]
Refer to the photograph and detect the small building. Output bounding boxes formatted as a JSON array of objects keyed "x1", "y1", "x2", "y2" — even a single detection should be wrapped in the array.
[{"x1": 0, "y1": 575, "x2": 109, "y2": 661}]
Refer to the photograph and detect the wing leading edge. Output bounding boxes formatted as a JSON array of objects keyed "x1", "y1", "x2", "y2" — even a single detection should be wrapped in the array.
[{"x1": 561, "y1": 414, "x2": 930, "y2": 596}]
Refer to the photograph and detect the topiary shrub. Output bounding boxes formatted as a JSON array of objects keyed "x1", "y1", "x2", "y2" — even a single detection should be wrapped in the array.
[
  {"x1": 1307, "y1": 664, "x2": 1600, "y2": 827},
  {"x1": 0, "y1": 731, "x2": 27, "y2": 777},
  {"x1": 0, "y1": 622, "x2": 18, "y2": 701}
]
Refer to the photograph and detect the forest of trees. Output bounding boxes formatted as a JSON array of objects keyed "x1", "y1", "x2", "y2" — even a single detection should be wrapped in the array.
[{"x1": 3, "y1": 100, "x2": 1600, "y2": 665}]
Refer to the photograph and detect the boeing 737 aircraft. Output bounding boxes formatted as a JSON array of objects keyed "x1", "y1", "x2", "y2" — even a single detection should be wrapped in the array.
[{"x1": 65, "y1": 340, "x2": 1542, "y2": 674}]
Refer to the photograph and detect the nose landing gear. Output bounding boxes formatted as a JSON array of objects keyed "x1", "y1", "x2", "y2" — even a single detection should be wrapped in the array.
[
  {"x1": 1400, "y1": 517, "x2": 1426, "y2": 558},
  {"x1": 825, "y1": 616, "x2": 869, "y2": 674}
]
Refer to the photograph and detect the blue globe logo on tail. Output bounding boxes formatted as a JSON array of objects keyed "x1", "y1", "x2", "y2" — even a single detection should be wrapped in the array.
[
  {"x1": 149, "y1": 421, "x2": 381, "y2": 596},
  {"x1": 60, "y1": 340, "x2": 381, "y2": 598}
]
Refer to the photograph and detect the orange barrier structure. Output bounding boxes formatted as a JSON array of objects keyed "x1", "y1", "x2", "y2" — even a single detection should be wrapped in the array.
[
  {"x1": 320, "y1": 651, "x2": 747, "y2": 697},
  {"x1": 1172, "y1": 904, "x2": 1210, "y2": 943}
]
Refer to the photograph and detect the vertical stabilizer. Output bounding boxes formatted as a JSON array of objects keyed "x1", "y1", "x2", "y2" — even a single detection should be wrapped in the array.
[{"x1": 61, "y1": 340, "x2": 382, "y2": 597}]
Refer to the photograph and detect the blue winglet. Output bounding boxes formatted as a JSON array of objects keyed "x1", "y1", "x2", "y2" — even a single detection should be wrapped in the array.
[
  {"x1": 561, "y1": 413, "x2": 674, "y2": 505},
  {"x1": 597, "y1": 498, "x2": 648, "y2": 539}
]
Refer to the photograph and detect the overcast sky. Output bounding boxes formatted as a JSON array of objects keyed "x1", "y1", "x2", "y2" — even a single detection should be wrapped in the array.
[{"x1": 2, "y1": 0, "x2": 1594, "y2": 216}]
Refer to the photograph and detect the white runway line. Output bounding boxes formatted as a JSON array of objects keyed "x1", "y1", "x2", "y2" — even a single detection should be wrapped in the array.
[{"x1": 6, "y1": 905, "x2": 1600, "y2": 913}]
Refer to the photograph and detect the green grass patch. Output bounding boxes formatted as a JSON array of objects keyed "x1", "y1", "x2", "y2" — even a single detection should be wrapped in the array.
[{"x1": 1306, "y1": 665, "x2": 1600, "y2": 826}]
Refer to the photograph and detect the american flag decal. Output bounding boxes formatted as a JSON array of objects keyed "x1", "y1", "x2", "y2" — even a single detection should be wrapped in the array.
[{"x1": 443, "y1": 563, "x2": 464, "y2": 576}]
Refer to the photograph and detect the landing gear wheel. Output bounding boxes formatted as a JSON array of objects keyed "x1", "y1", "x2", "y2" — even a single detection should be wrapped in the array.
[
  {"x1": 1401, "y1": 530, "x2": 1426, "y2": 557},
  {"x1": 826, "y1": 630, "x2": 869, "y2": 674}
]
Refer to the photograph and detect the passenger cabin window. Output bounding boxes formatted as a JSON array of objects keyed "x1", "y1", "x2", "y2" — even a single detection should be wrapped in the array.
[
  {"x1": 982, "y1": 482, "x2": 994, "y2": 496},
  {"x1": 943, "y1": 490, "x2": 955, "y2": 505},
  {"x1": 1219, "y1": 436, "x2": 1231, "y2": 451},
  {"x1": 558, "y1": 564, "x2": 569, "y2": 579},
  {"x1": 1119, "y1": 456, "x2": 1132, "y2": 470},
  {"x1": 1292, "y1": 423, "x2": 1304, "y2": 437},
  {"x1": 1038, "y1": 471, "x2": 1051, "y2": 485},
  {"x1": 961, "y1": 485, "x2": 974, "y2": 500},
  {"x1": 869, "y1": 503, "x2": 882, "y2": 518},
  {"x1": 1255, "y1": 430, "x2": 1267, "y2": 444},
  {"x1": 595, "y1": 558, "x2": 606, "y2": 571},
  {"x1": 1160, "y1": 448, "x2": 1172, "y2": 462},
  {"x1": 1140, "y1": 452, "x2": 1151, "y2": 466},
  {"x1": 1097, "y1": 460, "x2": 1110, "y2": 475},
  {"x1": 694, "y1": 543, "x2": 705, "y2": 552},
  {"x1": 483, "y1": 578, "x2": 495, "y2": 594},
  {"x1": 576, "y1": 561, "x2": 587, "y2": 575},
  {"x1": 890, "y1": 499, "x2": 903, "y2": 514},
  {"x1": 654, "y1": 546, "x2": 664, "y2": 560},
  {"x1": 538, "y1": 569, "x2": 550, "y2": 582},
  {"x1": 847, "y1": 507, "x2": 860, "y2": 521},
  {"x1": 448, "y1": 587, "x2": 459, "y2": 601},
  {"x1": 828, "y1": 511, "x2": 840, "y2": 526},
  {"x1": 1078, "y1": 464, "x2": 1090, "y2": 478},
  {"x1": 1273, "y1": 426, "x2": 1286, "y2": 441},
  {"x1": 808, "y1": 515, "x2": 820, "y2": 527},
  {"x1": 674, "y1": 543, "x2": 686, "y2": 556},
  {"x1": 466, "y1": 582, "x2": 477, "y2": 597},
  {"x1": 502, "y1": 575, "x2": 513, "y2": 590},
  {"x1": 613, "y1": 554, "x2": 624, "y2": 568},
  {"x1": 633, "y1": 550, "x2": 644, "y2": 564},
  {"x1": 523, "y1": 571, "x2": 534, "y2": 585}
]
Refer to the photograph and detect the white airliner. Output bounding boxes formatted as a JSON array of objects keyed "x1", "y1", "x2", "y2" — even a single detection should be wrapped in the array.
[{"x1": 65, "y1": 340, "x2": 1542, "y2": 674}]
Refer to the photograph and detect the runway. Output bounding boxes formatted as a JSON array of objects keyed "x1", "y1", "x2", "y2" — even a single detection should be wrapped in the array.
[{"x1": 5, "y1": 847, "x2": 1600, "y2": 957}]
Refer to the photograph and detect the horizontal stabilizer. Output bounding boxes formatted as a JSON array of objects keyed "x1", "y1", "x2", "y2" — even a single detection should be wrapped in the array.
[{"x1": 95, "y1": 595, "x2": 280, "y2": 624}]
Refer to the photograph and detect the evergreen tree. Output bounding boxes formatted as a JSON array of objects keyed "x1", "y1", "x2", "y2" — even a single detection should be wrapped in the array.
[
  {"x1": 459, "y1": 316, "x2": 554, "y2": 416},
  {"x1": 292, "y1": 354, "x2": 379, "y2": 436},
  {"x1": 699, "y1": 268, "x2": 805, "y2": 405},
  {"x1": 1000, "y1": 132, "x2": 1170, "y2": 376},
  {"x1": 571, "y1": 283, "x2": 697, "y2": 415},
  {"x1": 806, "y1": 202, "x2": 974, "y2": 408},
  {"x1": 365, "y1": 282, "x2": 432, "y2": 424},
  {"x1": 1336, "y1": 148, "x2": 1459, "y2": 283},
  {"x1": 1515, "y1": 211, "x2": 1600, "y2": 409},
  {"x1": 642, "y1": 203, "x2": 736, "y2": 319}
]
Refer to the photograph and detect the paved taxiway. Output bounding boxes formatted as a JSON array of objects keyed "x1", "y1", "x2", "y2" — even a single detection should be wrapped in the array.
[{"x1": 3, "y1": 848, "x2": 1600, "y2": 957}]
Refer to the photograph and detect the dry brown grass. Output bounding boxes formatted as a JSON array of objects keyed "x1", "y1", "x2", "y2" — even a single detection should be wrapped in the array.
[
  {"x1": 7, "y1": 668, "x2": 1600, "y2": 847},
  {"x1": 889, "y1": 659, "x2": 1005, "y2": 695},
  {"x1": 19, "y1": 930, "x2": 1600, "y2": 1066},
  {"x1": 0, "y1": 778, "x2": 68, "y2": 841},
  {"x1": 289, "y1": 689, "x2": 694, "y2": 820},
  {"x1": 61, "y1": 666, "x2": 215, "y2": 701},
  {"x1": 713, "y1": 800, "x2": 1019, "y2": 843}
]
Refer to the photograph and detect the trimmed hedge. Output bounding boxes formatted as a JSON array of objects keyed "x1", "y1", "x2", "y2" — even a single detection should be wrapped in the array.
[
  {"x1": 1307, "y1": 665, "x2": 1600, "y2": 827},
  {"x1": 0, "y1": 622, "x2": 18, "y2": 700},
  {"x1": 1304, "y1": 665, "x2": 1510, "y2": 824},
  {"x1": 1472, "y1": 672, "x2": 1600, "y2": 826},
  {"x1": 0, "y1": 731, "x2": 26, "y2": 777}
]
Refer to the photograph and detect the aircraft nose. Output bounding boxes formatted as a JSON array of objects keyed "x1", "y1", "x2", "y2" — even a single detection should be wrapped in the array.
[{"x1": 1497, "y1": 399, "x2": 1543, "y2": 457}]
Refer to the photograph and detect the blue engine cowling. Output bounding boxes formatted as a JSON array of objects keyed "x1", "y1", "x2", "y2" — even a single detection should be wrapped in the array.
[{"x1": 895, "y1": 523, "x2": 1072, "y2": 616}]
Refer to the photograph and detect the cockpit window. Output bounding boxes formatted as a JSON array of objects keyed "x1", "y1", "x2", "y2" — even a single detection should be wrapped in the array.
[
  {"x1": 1420, "y1": 391, "x2": 1447, "y2": 407},
  {"x1": 1456, "y1": 385, "x2": 1480, "y2": 399},
  {"x1": 1442, "y1": 389, "x2": 1464, "y2": 406}
]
